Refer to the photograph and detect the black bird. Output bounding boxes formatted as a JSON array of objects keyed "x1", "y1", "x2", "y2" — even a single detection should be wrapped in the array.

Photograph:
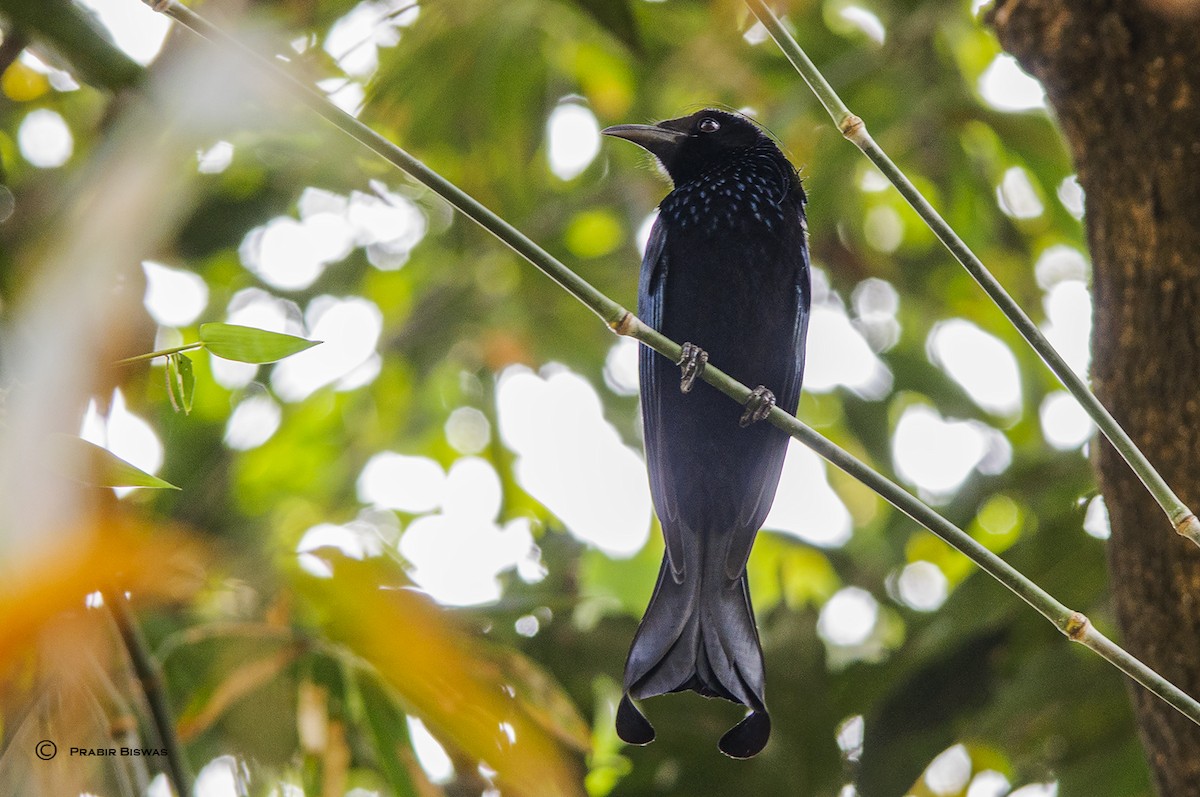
[{"x1": 603, "y1": 109, "x2": 810, "y2": 758}]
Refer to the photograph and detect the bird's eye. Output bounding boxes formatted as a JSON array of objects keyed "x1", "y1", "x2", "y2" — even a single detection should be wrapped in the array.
[{"x1": 698, "y1": 117, "x2": 721, "y2": 134}]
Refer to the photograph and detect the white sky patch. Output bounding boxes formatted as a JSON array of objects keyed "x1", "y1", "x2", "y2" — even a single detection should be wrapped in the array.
[
  {"x1": 402, "y1": 516, "x2": 540, "y2": 605},
  {"x1": 142, "y1": 261, "x2": 209, "y2": 327},
  {"x1": 346, "y1": 186, "x2": 427, "y2": 270},
  {"x1": 764, "y1": 440, "x2": 853, "y2": 548},
  {"x1": 241, "y1": 189, "x2": 375, "y2": 290},
  {"x1": 852, "y1": 278, "x2": 901, "y2": 352},
  {"x1": 355, "y1": 453, "x2": 544, "y2": 604},
  {"x1": 445, "y1": 407, "x2": 491, "y2": 455},
  {"x1": 979, "y1": 53, "x2": 1046, "y2": 112},
  {"x1": 968, "y1": 771, "x2": 1012, "y2": 797},
  {"x1": 296, "y1": 520, "x2": 385, "y2": 578},
  {"x1": 1057, "y1": 174, "x2": 1085, "y2": 219},
  {"x1": 145, "y1": 774, "x2": 172, "y2": 797},
  {"x1": 1041, "y1": 280, "x2": 1092, "y2": 378},
  {"x1": 442, "y1": 457, "x2": 503, "y2": 524},
  {"x1": 864, "y1": 205, "x2": 903, "y2": 253},
  {"x1": 804, "y1": 304, "x2": 893, "y2": 399},
  {"x1": 897, "y1": 560, "x2": 948, "y2": 612},
  {"x1": 407, "y1": 717, "x2": 454, "y2": 784},
  {"x1": 18, "y1": 109, "x2": 73, "y2": 168},
  {"x1": 224, "y1": 395, "x2": 282, "y2": 451},
  {"x1": 836, "y1": 715, "x2": 864, "y2": 759},
  {"x1": 197, "y1": 141, "x2": 234, "y2": 174},
  {"x1": 81, "y1": 390, "x2": 164, "y2": 494},
  {"x1": 318, "y1": 77, "x2": 366, "y2": 116},
  {"x1": 1084, "y1": 495, "x2": 1111, "y2": 540},
  {"x1": 839, "y1": 6, "x2": 886, "y2": 44},
  {"x1": 358, "y1": 452, "x2": 447, "y2": 513},
  {"x1": 515, "y1": 614, "x2": 540, "y2": 637},
  {"x1": 324, "y1": 0, "x2": 418, "y2": 79},
  {"x1": 997, "y1": 166, "x2": 1044, "y2": 219},
  {"x1": 77, "y1": 0, "x2": 172, "y2": 65},
  {"x1": 547, "y1": 102, "x2": 601, "y2": 181},
  {"x1": 337, "y1": 353, "x2": 382, "y2": 392},
  {"x1": 743, "y1": 20, "x2": 769, "y2": 45},
  {"x1": 925, "y1": 744, "x2": 972, "y2": 797},
  {"x1": 1034, "y1": 245, "x2": 1088, "y2": 290},
  {"x1": 272, "y1": 297, "x2": 382, "y2": 401},
  {"x1": 226, "y1": 289, "x2": 298, "y2": 333},
  {"x1": 299, "y1": 187, "x2": 349, "y2": 217},
  {"x1": 497, "y1": 365, "x2": 651, "y2": 557},
  {"x1": 194, "y1": 755, "x2": 246, "y2": 797},
  {"x1": 859, "y1": 168, "x2": 890, "y2": 193},
  {"x1": 603, "y1": 337, "x2": 640, "y2": 396},
  {"x1": 241, "y1": 218, "x2": 330, "y2": 291},
  {"x1": 20, "y1": 51, "x2": 79, "y2": 92},
  {"x1": 1009, "y1": 783, "x2": 1058, "y2": 797},
  {"x1": 1039, "y1": 391, "x2": 1093, "y2": 450},
  {"x1": 818, "y1": 587, "x2": 879, "y2": 647},
  {"x1": 893, "y1": 405, "x2": 988, "y2": 498},
  {"x1": 928, "y1": 319, "x2": 1022, "y2": 417}
]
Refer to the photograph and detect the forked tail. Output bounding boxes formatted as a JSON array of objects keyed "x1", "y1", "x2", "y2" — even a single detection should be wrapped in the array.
[{"x1": 615, "y1": 545, "x2": 770, "y2": 758}]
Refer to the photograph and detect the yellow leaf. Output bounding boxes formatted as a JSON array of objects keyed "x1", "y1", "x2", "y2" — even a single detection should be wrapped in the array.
[
  {"x1": 2, "y1": 63, "x2": 49, "y2": 102},
  {"x1": 294, "y1": 552, "x2": 585, "y2": 797},
  {"x1": 0, "y1": 510, "x2": 207, "y2": 672},
  {"x1": 564, "y1": 210, "x2": 623, "y2": 259}
]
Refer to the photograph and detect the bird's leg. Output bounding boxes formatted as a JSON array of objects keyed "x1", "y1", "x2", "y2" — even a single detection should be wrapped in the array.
[
  {"x1": 739, "y1": 386, "x2": 775, "y2": 427},
  {"x1": 677, "y1": 342, "x2": 708, "y2": 394}
]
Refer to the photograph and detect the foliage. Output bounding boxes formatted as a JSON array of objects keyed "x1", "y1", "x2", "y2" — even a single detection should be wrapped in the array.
[{"x1": 0, "y1": 0, "x2": 1146, "y2": 795}]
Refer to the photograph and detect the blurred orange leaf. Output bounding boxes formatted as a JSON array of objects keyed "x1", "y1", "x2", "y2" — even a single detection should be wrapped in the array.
[
  {"x1": 0, "y1": 510, "x2": 206, "y2": 670},
  {"x1": 294, "y1": 551, "x2": 585, "y2": 797}
]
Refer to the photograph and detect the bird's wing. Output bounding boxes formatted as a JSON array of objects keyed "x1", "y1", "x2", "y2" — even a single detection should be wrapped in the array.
[
  {"x1": 638, "y1": 219, "x2": 687, "y2": 580},
  {"x1": 728, "y1": 220, "x2": 812, "y2": 580}
]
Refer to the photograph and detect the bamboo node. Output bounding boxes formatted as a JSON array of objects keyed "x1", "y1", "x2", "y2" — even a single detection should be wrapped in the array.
[
  {"x1": 839, "y1": 114, "x2": 865, "y2": 140},
  {"x1": 611, "y1": 311, "x2": 636, "y2": 336},
  {"x1": 1174, "y1": 513, "x2": 1200, "y2": 543},
  {"x1": 1065, "y1": 611, "x2": 1091, "y2": 641}
]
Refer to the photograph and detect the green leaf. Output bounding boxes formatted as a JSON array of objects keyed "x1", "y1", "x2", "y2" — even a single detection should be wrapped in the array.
[
  {"x1": 355, "y1": 671, "x2": 421, "y2": 797},
  {"x1": 164, "y1": 354, "x2": 192, "y2": 414},
  {"x1": 165, "y1": 355, "x2": 181, "y2": 413},
  {"x1": 177, "y1": 353, "x2": 195, "y2": 414},
  {"x1": 199, "y1": 323, "x2": 321, "y2": 364},
  {"x1": 48, "y1": 434, "x2": 179, "y2": 490}
]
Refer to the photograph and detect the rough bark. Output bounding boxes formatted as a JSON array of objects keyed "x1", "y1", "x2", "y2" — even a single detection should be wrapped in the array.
[{"x1": 991, "y1": 1, "x2": 1200, "y2": 793}]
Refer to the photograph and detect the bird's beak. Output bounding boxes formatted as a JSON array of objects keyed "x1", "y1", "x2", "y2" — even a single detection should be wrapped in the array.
[{"x1": 602, "y1": 124, "x2": 687, "y2": 163}]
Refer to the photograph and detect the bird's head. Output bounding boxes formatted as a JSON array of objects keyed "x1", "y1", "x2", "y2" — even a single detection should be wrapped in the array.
[{"x1": 602, "y1": 109, "x2": 775, "y2": 185}]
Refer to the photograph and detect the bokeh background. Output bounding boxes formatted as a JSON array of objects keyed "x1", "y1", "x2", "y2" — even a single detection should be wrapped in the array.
[{"x1": 0, "y1": 0, "x2": 1138, "y2": 795}]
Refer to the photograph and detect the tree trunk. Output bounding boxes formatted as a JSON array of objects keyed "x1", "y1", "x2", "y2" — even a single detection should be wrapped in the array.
[{"x1": 990, "y1": 1, "x2": 1200, "y2": 793}]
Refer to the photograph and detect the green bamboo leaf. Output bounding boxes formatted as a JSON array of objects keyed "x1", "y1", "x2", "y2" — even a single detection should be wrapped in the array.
[
  {"x1": 199, "y1": 323, "x2": 321, "y2": 364},
  {"x1": 49, "y1": 434, "x2": 179, "y2": 490},
  {"x1": 355, "y1": 671, "x2": 421, "y2": 797},
  {"x1": 165, "y1": 355, "x2": 183, "y2": 413},
  {"x1": 177, "y1": 353, "x2": 195, "y2": 414}
]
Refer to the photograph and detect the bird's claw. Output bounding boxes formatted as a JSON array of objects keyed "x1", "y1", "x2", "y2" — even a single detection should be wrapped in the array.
[
  {"x1": 678, "y1": 342, "x2": 708, "y2": 394},
  {"x1": 739, "y1": 386, "x2": 775, "y2": 427}
]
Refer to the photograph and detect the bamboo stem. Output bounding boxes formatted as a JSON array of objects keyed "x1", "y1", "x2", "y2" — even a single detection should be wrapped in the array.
[
  {"x1": 143, "y1": 0, "x2": 1200, "y2": 728},
  {"x1": 743, "y1": 0, "x2": 1200, "y2": 548},
  {"x1": 115, "y1": 342, "x2": 204, "y2": 365},
  {"x1": 107, "y1": 591, "x2": 193, "y2": 796}
]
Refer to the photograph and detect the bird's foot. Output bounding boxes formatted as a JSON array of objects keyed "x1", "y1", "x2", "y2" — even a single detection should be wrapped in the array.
[
  {"x1": 677, "y1": 342, "x2": 708, "y2": 394},
  {"x1": 739, "y1": 386, "x2": 775, "y2": 427}
]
